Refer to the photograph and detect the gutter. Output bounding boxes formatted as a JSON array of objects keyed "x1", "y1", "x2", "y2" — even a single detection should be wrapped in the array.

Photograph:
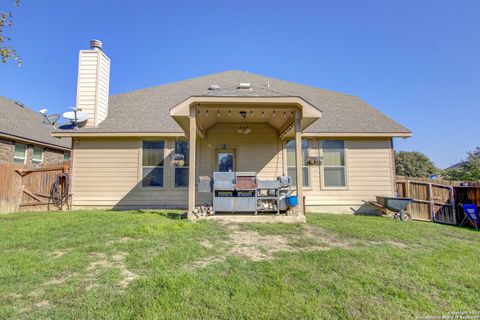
[
  {"x1": 51, "y1": 131, "x2": 186, "y2": 138},
  {"x1": 302, "y1": 132, "x2": 412, "y2": 138},
  {"x1": 0, "y1": 132, "x2": 71, "y2": 151}
]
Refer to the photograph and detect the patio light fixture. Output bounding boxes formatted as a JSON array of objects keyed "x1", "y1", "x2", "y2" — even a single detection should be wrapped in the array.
[{"x1": 237, "y1": 111, "x2": 251, "y2": 135}]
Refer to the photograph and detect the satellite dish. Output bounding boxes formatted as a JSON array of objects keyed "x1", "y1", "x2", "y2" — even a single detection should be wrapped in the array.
[
  {"x1": 59, "y1": 107, "x2": 90, "y2": 131},
  {"x1": 42, "y1": 113, "x2": 61, "y2": 125},
  {"x1": 76, "y1": 112, "x2": 90, "y2": 123},
  {"x1": 58, "y1": 123, "x2": 76, "y2": 130},
  {"x1": 63, "y1": 111, "x2": 76, "y2": 121},
  {"x1": 63, "y1": 111, "x2": 89, "y2": 123}
]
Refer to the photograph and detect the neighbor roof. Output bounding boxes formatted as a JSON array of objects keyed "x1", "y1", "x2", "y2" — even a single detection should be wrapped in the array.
[
  {"x1": 0, "y1": 96, "x2": 71, "y2": 149},
  {"x1": 68, "y1": 70, "x2": 411, "y2": 135}
]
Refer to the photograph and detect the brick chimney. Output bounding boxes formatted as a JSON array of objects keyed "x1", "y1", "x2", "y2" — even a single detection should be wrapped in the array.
[{"x1": 75, "y1": 39, "x2": 110, "y2": 127}]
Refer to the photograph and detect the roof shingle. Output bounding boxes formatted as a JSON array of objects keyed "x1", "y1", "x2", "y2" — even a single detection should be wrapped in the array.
[
  {"x1": 71, "y1": 70, "x2": 411, "y2": 135},
  {"x1": 0, "y1": 96, "x2": 71, "y2": 149}
]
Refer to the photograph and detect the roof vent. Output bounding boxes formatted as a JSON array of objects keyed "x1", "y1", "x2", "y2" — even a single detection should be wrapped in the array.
[
  {"x1": 238, "y1": 83, "x2": 251, "y2": 89},
  {"x1": 208, "y1": 84, "x2": 220, "y2": 90},
  {"x1": 14, "y1": 101, "x2": 25, "y2": 108},
  {"x1": 90, "y1": 39, "x2": 103, "y2": 51}
]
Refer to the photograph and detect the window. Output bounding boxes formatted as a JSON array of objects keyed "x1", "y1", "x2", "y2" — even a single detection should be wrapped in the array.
[
  {"x1": 323, "y1": 140, "x2": 346, "y2": 187},
  {"x1": 64, "y1": 152, "x2": 71, "y2": 161},
  {"x1": 142, "y1": 141, "x2": 164, "y2": 187},
  {"x1": 13, "y1": 143, "x2": 27, "y2": 164},
  {"x1": 286, "y1": 140, "x2": 310, "y2": 187},
  {"x1": 174, "y1": 140, "x2": 189, "y2": 188},
  {"x1": 32, "y1": 147, "x2": 43, "y2": 164},
  {"x1": 217, "y1": 150, "x2": 235, "y2": 172}
]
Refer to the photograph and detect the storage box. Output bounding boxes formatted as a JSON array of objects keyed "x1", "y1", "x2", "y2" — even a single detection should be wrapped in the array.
[{"x1": 197, "y1": 176, "x2": 212, "y2": 193}]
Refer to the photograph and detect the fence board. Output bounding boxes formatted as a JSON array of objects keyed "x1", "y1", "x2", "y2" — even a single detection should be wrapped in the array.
[
  {"x1": 0, "y1": 161, "x2": 70, "y2": 213},
  {"x1": 453, "y1": 186, "x2": 480, "y2": 225},
  {"x1": 396, "y1": 179, "x2": 456, "y2": 224}
]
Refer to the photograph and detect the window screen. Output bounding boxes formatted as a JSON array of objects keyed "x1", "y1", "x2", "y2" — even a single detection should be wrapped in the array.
[{"x1": 142, "y1": 141, "x2": 164, "y2": 187}]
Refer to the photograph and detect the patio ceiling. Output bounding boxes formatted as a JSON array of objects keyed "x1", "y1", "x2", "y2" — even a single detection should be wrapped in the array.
[
  {"x1": 195, "y1": 105, "x2": 297, "y2": 132},
  {"x1": 170, "y1": 96, "x2": 322, "y2": 138}
]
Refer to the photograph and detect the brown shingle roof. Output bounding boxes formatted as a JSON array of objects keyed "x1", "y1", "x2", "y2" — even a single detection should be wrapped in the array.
[
  {"x1": 0, "y1": 96, "x2": 71, "y2": 149},
  {"x1": 70, "y1": 70, "x2": 411, "y2": 135}
]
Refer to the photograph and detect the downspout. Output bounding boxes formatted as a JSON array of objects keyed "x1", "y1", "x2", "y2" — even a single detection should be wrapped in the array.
[{"x1": 390, "y1": 138, "x2": 397, "y2": 197}]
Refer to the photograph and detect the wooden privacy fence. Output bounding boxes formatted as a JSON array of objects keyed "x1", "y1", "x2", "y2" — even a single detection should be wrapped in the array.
[
  {"x1": 396, "y1": 179, "x2": 456, "y2": 224},
  {"x1": 0, "y1": 161, "x2": 70, "y2": 213},
  {"x1": 396, "y1": 176, "x2": 480, "y2": 187},
  {"x1": 453, "y1": 186, "x2": 480, "y2": 224}
]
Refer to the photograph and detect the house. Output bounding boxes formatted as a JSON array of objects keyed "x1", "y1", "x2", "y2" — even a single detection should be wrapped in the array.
[
  {"x1": 53, "y1": 40, "x2": 411, "y2": 220},
  {"x1": 445, "y1": 161, "x2": 466, "y2": 171},
  {"x1": 0, "y1": 96, "x2": 71, "y2": 166}
]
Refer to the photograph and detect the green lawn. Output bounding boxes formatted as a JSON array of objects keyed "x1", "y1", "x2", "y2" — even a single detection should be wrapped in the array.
[{"x1": 0, "y1": 210, "x2": 479, "y2": 319}]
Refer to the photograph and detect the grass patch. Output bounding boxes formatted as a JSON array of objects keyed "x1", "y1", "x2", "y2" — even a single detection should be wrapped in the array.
[{"x1": 0, "y1": 210, "x2": 478, "y2": 319}]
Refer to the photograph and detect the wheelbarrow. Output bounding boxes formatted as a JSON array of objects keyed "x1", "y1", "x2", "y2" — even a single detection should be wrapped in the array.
[{"x1": 368, "y1": 196, "x2": 413, "y2": 222}]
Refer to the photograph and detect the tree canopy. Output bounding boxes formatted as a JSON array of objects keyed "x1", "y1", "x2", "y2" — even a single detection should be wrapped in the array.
[
  {"x1": 0, "y1": 0, "x2": 21, "y2": 65},
  {"x1": 444, "y1": 147, "x2": 480, "y2": 181},
  {"x1": 395, "y1": 151, "x2": 437, "y2": 178}
]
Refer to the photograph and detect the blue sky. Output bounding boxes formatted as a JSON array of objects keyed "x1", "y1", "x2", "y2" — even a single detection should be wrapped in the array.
[{"x1": 1, "y1": 0, "x2": 479, "y2": 168}]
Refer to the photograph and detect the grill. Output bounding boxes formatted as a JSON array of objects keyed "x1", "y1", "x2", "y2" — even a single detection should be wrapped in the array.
[
  {"x1": 211, "y1": 173, "x2": 294, "y2": 214},
  {"x1": 212, "y1": 172, "x2": 257, "y2": 212}
]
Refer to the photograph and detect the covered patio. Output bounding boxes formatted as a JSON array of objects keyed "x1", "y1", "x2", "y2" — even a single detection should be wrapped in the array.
[{"x1": 170, "y1": 95, "x2": 322, "y2": 219}]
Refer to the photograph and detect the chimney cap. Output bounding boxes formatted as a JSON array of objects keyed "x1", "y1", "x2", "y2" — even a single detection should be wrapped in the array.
[{"x1": 90, "y1": 39, "x2": 103, "y2": 51}]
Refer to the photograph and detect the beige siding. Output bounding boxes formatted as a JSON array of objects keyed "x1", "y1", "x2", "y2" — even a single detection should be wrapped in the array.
[
  {"x1": 72, "y1": 135, "x2": 394, "y2": 213},
  {"x1": 305, "y1": 139, "x2": 394, "y2": 212},
  {"x1": 198, "y1": 123, "x2": 283, "y2": 178},
  {"x1": 76, "y1": 50, "x2": 110, "y2": 127},
  {"x1": 72, "y1": 138, "x2": 188, "y2": 209},
  {"x1": 97, "y1": 52, "x2": 110, "y2": 124}
]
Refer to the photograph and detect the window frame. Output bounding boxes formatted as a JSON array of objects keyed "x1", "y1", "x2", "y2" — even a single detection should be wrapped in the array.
[
  {"x1": 63, "y1": 152, "x2": 71, "y2": 162},
  {"x1": 285, "y1": 139, "x2": 311, "y2": 188},
  {"x1": 13, "y1": 143, "x2": 27, "y2": 164},
  {"x1": 32, "y1": 146, "x2": 44, "y2": 164},
  {"x1": 321, "y1": 140, "x2": 348, "y2": 190},
  {"x1": 141, "y1": 140, "x2": 165, "y2": 188},
  {"x1": 173, "y1": 140, "x2": 189, "y2": 189}
]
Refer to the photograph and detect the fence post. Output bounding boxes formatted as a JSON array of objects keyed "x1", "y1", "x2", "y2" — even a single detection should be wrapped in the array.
[
  {"x1": 450, "y1": 186, "x2": 456, "y2": 225},
  {"x1": 428, "y1": 183, "x2": 434, "y2": 222}
]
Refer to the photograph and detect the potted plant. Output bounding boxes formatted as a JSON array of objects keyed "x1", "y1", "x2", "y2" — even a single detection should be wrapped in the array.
[{"x1": 172, "y1": 154, "x2": 185, "y2": 167}]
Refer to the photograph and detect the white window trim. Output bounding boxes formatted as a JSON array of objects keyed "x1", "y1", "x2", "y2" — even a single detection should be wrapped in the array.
[
  {"x1": 32, "y1": 147, "x2": 44, "y2": 164},
  {"x1": 284, "y1": 139, "x2": 311, "y2": 189},
  {"x1": 13, "y1": 143, "x2": 27, "y2": 164},
  {"x1": 320, "y1": 140, "x2": 349, "y2": 190},
  {"x1": 140, "y1": 140, "x2": 166, "y2": 189}
]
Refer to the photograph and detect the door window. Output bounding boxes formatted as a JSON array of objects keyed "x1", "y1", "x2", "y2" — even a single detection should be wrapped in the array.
[{"x1": 217, "y1": 151, "x2": 234, "y2": 172}]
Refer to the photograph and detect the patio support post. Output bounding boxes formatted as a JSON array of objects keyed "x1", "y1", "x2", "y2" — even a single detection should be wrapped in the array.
[
  {"x1": 188, "y1": 107, "x2": 196, "y2": 219},
  {"x1": 295, "y1": 110, "x2": 304, "y2": 215}
]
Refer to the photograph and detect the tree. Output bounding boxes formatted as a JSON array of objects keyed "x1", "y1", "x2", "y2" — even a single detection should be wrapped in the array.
[
  {"x1": 1, "y1": 0, "x2": 21, "y2": 65},
  {"x1": 444, "y1": 147, "x2": 480, "y2": 181},
  {"x1": 395, "y1": 151, "x2": 437, "y2": 178}
]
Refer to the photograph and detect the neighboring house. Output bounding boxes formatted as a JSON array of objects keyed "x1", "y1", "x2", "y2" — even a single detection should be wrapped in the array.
[
  {"x1": 445, "y1": 161, "x2": 466, "y2": 171},
  {"x1": 53, "y1": 41, "x2": 411, "y2": 219},
  {"x1": 0, "y1": 96, "x2": 71, "y2": 166}
]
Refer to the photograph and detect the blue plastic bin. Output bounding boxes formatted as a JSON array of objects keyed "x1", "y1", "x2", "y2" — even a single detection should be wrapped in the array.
[{"x1": 286, "y1": 195, "x2": 298, "y2": 207}]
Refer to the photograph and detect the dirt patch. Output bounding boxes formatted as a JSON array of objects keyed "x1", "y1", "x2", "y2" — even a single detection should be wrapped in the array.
[
  {"x1": 43, "y1": 273, "x2": 79, "y2": 286},
  {"x1": 48, "y1": 248, "x2": 72, "y2": 259},
  {"x1": 189, "y1": 222, "x2": 411, "y2": 269},
  {"x1": 86, "y1": 251, "x2": 138, "y2": 290},
  {"x1": 227, "y1": 224, "x2": 293, "y2": 261},
  {"x1": 34, "y1": 300, "x2": 50, "y2": 309},
  {"x1": 106, "y1": 237, "x2": 135, "y2": 246},
  {"x1": 200, "y1": 239, "x2": 214, "y2": 249},
  {"x1": 32, "y1": 251, "x2": 138, "y2": 297}
]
